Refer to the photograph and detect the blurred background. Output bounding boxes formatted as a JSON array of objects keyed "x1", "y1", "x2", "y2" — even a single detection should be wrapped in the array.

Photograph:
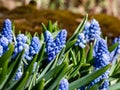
[
  {"x1": 0, "y1": 0, "x2": 120, "y2": 18},
  {"x1": 0, "y1": 0, "x2": 120, "y2": 39}
]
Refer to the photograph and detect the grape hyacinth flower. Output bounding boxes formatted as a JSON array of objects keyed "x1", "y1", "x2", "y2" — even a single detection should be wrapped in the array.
[
  {"x1": 0, "y1": 36, "x2": 9, "y2": 53},
  {"x1": 75, "y1": 33, "x2": 86, "y2": 48},
  {"x1": 54, "y1": 29, "x2": 67, "y2": 54},
  {"x1": 45, "y1": 30, "x2": 67, "y2": 62},
  {"x1": 83, "y1": 19, "x2": 101, "y2": 42},
  {"x1": 59, "y1": 78, "x2": 69, "y2": 90},
  {"x1": 2, "y1": 19, "x2": 13, "y2": 43},
  {"x1": 0, "y1": 45, "x2": 3, "y2": 57},
  {"x1": 13, "y1": 34, "x2": 28, "y2": 58},
  {"x1": 44, "y1": 31, "x2": 56, "y2": 62},
  {"x1": 110, "y1": 37, "x2": 120, "y2": 63},
  {"x1": 26, "y1": 36, "x2": 41, "y2": 61},
  {"x1": 89, "y1": 38, "x2": 110, "y2": 90},
  {"x1": 13, "y1": 65, "x2": 23, "y2": 81},
  {"x1": 29, "y1": 36, "x2": 40, "y2": 56}
]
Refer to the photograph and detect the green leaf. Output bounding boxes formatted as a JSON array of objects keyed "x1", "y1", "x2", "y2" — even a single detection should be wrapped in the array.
[
  {"x1": 0, "y1": 60, "x2": 8, "y2": 86},
  {"x1": 80, "y1": 48, "x2": 86, "y2": 64},
  {"x1": 87, "y1": 43, "x2": 93, "y2": 64},
  {"x1": 108, "y1": 42, "x2": 119, "y2": 52},
  {"x1": 46, "y1": 62, "x2": 72, "y2": 90},
  {"x1": 52, "y1": 31, "x2": 60, "y2": 38},
  {"x1": 65, "y1": 39, "x2": 77, "y2": 52},
  {"x1": 47, "y1": 21, "x2": 53, "y2": 32},
  {"x1": 37, "y1": 43, "x2": 45, "y2": 62},
  {"x1": 44, "y1": 61, "x2": 67, "y2": 81},
  {"x1": 69, "y1": 64, "x2": 111, "y2": 90},
  {"x1": 11, "y1": 72, "x2": 29, "y2": 90},
  {"x1": 12, "y1": 22, "x2": 16, "y2": 44},
  {"x1": 53, "y1": 21, "x2": 58, "y2": 32},
  {"x1": 0, "y1": 44, "x2": 14, "y2": 86},
  {"x1": 1, "y1": 50, "x2": 24, "y2": 89},
  {"x1": 70, "y1": 49, "x2": 77, "y2": 65},
  {"x1": 41, "y1": 23, "x2": 47, "y2": 33},
  {"x1": 76, "y1": 50, "x2": 81, "y2": 63},
  {"x1": 51, "y1": 48, "x2": 65, "y2": 69},
  {"x1": 110, "y1": 61, "x2": 120, "y2": 76},
  {"x1": 68, "y1": 64, "x2": 81, "y2": 79},
  {"x1": 0, "y1": 43, "x2": 14, "y2": 66},
  {"x1": 0, "y1": 68, "x2": 2, "y2": 75},
  {"x1": 67, "y1": 14, "x2": 88, "y2": 42},
  {"x1": 89, "y1": 79, "x2": 104, "y2": 90},
  {"x1": 32, "y1": 78, "x2": 45, "y2": 90},
  {"x1": 28, "y1": 74, "x2": 37, "y2": 90},
  {"x1": 26, "y1": 54, "x2": 38, "y2": 75},
  {"x1": 109, "y1": 82, "x2": 120, "y2": 90},
  {"x1": 37, "y1": 59, "x2": 55, "y2": 82}
]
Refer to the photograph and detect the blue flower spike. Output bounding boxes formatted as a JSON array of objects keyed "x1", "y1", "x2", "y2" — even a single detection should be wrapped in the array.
[
  {"x1": 110, "y1": 36, "x2": 120, "y2": 63},
  {"x1": 13, "y1": 34, "x2": 28, "y2": 58},
  {"x1": 2, "y1": 19, "x2": 13, "y2": 43},
  {"x1": 59, "y1": 78, "x2": 69, "y2": 90},
  {"x1": 29, "y1": 36, "x2": 40, "y2": 56},
  {"x1": 0, "y1": 45, "x2": 3, "y2": 57},
  {"x1": 13, "y1": 65, "x2": 23, "y2": 81},
  {"x1": 45, "y1": 30, "x2": 67, "y2": 62},
  {"x1": 44, "y1": 30, "x2": 56, "y2": 62},
  {"x1": 83, "y1": 19, "x2": 101, "y2": 42},
  {"x1": 90, "y1": 38, "x2": 110, "y2": 90},
  {"x1": 75, "y1": 33, "x2": 86, "y2": 48},
  {"x1": 0, "y1": 36, "x2": 9, "y2": 53},
  {"x1": 54, "y1": 29, "x2": 67, "y2": 50}
]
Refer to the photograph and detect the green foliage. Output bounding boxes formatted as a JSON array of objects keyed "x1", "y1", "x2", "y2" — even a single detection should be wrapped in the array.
[{"x1": 0, "y1": 15, "x2": 120, "y2": 90}]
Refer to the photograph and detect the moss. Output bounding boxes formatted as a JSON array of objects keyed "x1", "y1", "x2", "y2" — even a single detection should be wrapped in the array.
[
  {"x1": 0, "y1": 6, "x2": 9, "y2": 13},
  {"x1": 0, "y1": 5, "x2": 120, "y2": 39}
]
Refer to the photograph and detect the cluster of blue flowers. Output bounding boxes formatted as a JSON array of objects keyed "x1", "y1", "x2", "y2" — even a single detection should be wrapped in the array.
[
  {"x1": 0, "y1": 36, "x2": 9, "y2": 55},
  {"x1": 44, "y1": 30, "x2": 56, "y2": 62},
  {"x1": 75, "y1": 33, "x2": 86, "y2": 48},
  {"x1": 44, "y1": 30, "x2": 67, "y2": 62},
  {"x1": 13, "y1": 65, "x2": 23, "y2": 81},
  {"x1": 13, "y1": 34, "x2": 28, "y2": 80},
  {"x1": 13, "y1": 34, "x2": 28, "y2": 58},
  {"x1": 0, "y1": 45, "x2": 3, "y2": 57},
  {"x1": 110, "y1": 36, "x2": 120, "y2": 63},
  {"x1": 59, "y1": 78, "x2": 69, "y2": 90},
  {"x1": 54, "y1": 29, "x2": 67, "y2": 54},
  {"x1": 0, "y1": 19, "x2": 13, "y2": 57},
  {"x1": 1, "y1": 19, "x2": 13, "y2": 43},
  {"x1": 75, "y1": 19, "x2": 101, "y2": 48},
  {"x1": 90, "y1": 38, "x2": 110, "y2": 90},
  {"x1": 83, "y1": 19, "x2": 101, "y2": 42},
  {"x1": 29, "y1": 36, "x2": 41, "y2": 56},
  {"x1": 25, "y1": 36, "x2": 41, "y2": 61}
]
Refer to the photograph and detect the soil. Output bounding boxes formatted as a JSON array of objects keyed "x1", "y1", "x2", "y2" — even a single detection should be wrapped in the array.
[{"x1": 0, "y1": 5, "x2": 120, "y2": 39}]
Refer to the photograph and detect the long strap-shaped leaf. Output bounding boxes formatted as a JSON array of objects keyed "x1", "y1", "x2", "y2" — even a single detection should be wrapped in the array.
[
  {"x1": 31, "y1": 78, "x2": 45, "y2": 90},
  {"x1": 69, "y1": 64, "x2": 111, "y2": 90},
  {"x1": 0, "y1": 68, "x2": 2, "y2": 75},
  {"x1": 11, "y1": 71, "x2": 29, "y2": 90},
  {"x1": 1, "y1": 50, "x2": 24, "y2": 89},
  {"x1": 67, "y1": 14, "x2": 88, "y2": 42},
  {"x1": 0, "y1": 43, "x2": 14, "y2": 66},
  {"x1": 87, "y1": 43, "x2": 93, "y2": 64},
  {"x1": 46, "y1": 63, "x2": 73, "y2": 90},
  {"x1": 65, "y1": 39, "x2": 77, "y2": 52},
  {"x1": 0, "y1": 44, "x2": 14, "y2": 86},
  {"x1": 109, "y1": 82, "x2": 120, "y2": 90},
  {"x1": 108, "y1": 42, "x2": 119, "y2": 52},
  {"x1": 10, "y1": 54, "x2": 38, "y2": 90}
]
